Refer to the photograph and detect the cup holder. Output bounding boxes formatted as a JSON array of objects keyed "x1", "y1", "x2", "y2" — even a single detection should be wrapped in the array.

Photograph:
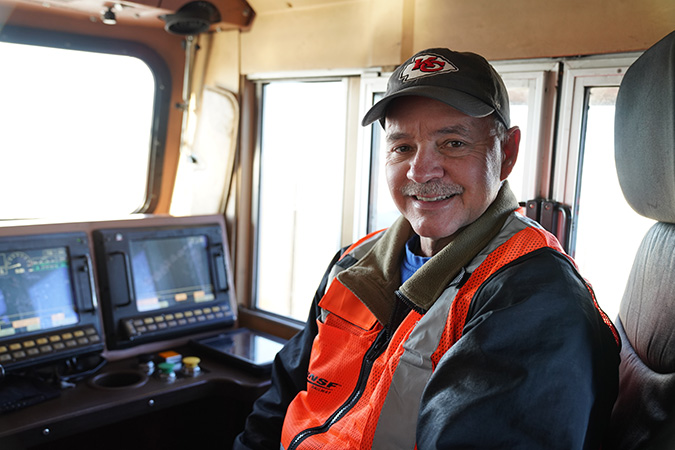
[{"x1": 89, "y1": 370, "x2": 149, "y2": 390}]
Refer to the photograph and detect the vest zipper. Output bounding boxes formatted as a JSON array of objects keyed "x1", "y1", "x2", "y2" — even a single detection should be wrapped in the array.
[
  {"x1": 395, "y1": 290, "x2": 426, "y2": 315},
  {"x1": 287, "y1": 326, "x2": 391, "y2": 450},
  {"x1": 394, "y1": 267, "x2": 468, "y2": 316}
]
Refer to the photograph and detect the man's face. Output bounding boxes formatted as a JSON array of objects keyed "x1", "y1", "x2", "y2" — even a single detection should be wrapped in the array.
[{"x1": 384, "y1": 96, "x2": 519, "y2": 256}]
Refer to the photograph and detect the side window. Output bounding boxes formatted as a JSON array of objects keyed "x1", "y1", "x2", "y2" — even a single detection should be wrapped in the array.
[
  {"x1": 496, "y1": 62, "x2": 559, "y2": 202},
  {"x1": 254, "y1": 80, "x2": 348, "y2": 321},
  {"x1": 364, "y1": 91, "x2": 398, "y2": 233},
  {"x1": 553, "y1": 58, "x2": 653, "y2": 319},
  {"x1": 0, "y1": 29, "x2": 169, "y2": 219}
]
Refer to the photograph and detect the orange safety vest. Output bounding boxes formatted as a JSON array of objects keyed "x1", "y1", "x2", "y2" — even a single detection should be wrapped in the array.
[{"x1": 280, "y1": 224, "x2": 617, "y2": 450}]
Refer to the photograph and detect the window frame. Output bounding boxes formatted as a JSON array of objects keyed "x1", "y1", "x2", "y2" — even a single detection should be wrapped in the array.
[
  {"x1": 551, "y1": 54, "x2": 639, "y2": 207},
  {"x1": 248, "y1": 75, "x2": 355, "y2": 324},
  {"x1": 0, "y1": 25, "x2": 171, "y2": 214},
  {"x1": 356, "y1": 72, "x2": 390, "y2": 238},
  {"x1": 491, "y1": 60, "x2": 560, "y2": 201}
]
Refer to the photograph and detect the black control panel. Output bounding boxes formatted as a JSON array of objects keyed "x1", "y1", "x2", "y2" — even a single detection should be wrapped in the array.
[
  {"x1": 0, "y1": 232, "x2": 104, "y2": 373},
  {"x1": 94, "y1": 223, "x2": 236, "y2": 349}
]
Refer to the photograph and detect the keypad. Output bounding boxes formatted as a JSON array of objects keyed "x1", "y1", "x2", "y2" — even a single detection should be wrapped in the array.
[
  {"x1": 121, "y1": 305, "x2": 228, "y2": 339},
  {"x1": 0, "y1": 327, "x2": 101, "y2": 365}
]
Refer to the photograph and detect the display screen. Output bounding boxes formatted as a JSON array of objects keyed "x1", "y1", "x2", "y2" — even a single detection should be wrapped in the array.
[
  {"x1": 130, "y1": 235, "x2": 215, "y2": 313},
  {"x1": 0, "y1": 247, "x2": 79, "y2": 338}
]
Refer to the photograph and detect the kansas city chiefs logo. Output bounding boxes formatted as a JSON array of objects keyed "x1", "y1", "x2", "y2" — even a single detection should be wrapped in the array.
[{"x1": 399, "y1": 54, "x2": 458, "y2": 82}]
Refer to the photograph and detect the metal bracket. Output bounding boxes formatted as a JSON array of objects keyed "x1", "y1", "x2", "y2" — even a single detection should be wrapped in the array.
[{"x1": 523, "y1": 199, "x2": 572, "y2": 253}]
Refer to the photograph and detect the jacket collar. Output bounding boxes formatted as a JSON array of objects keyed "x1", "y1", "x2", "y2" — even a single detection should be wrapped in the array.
[{"x1": 337, "y1": 182, "x2": 519, "y2": 325}]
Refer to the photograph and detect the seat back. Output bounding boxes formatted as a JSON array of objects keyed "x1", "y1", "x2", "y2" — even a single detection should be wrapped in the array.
[{"x1": 606, "y1": 30, "x2": 675, "y2": 450}]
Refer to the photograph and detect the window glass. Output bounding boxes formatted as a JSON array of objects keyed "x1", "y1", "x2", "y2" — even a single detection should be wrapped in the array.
[
  {"x1": 367, "y1": 93, "x2": 398, "y2": 233},
  {"x1": 572, "y1": 87, "x2": 654, "y2": 320},
  {"x1": 0, "y1": 41, "x2": 156, "y2": 219},
  {"x1": 503, "y1": 84, "x2": 531, "y2": 201},
  {"x1": 256, "y1": 81, "x2": 348, "y2": 321}
]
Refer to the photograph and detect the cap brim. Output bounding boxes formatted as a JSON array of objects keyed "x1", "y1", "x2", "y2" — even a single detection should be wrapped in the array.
[{"x1": 361, "y1": 85, "x2": 495, "y2": 127}]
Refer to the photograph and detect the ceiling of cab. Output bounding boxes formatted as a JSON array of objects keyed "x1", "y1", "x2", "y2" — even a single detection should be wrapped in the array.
[
  {"x1": 247, "y1": 0, "x2": 354, "y2": 14},
  {"x1": 0, "y1": 0, "x2": 359, "y2": 33},
  {"x1": 0, "y1": 0, "x2": 255, "y2": 31}
]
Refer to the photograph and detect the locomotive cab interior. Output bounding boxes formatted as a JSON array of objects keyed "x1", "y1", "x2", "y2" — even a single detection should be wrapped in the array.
[{"x1": 0, "y1": 0, "x2": 674, "y2": 448}]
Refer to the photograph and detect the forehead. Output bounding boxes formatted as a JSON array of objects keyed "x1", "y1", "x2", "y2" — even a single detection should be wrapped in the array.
[{"x1": 384, "y1": 96, "x2": 491, "y2": 136}]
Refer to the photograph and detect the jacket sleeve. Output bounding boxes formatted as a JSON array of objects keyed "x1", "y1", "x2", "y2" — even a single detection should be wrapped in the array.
[
  {"x1": 232, "y1": 249, "x2": 345, "y2": 450},
  {"x1": 416, "y1": 249, "x2": 620, "y2": 450}
]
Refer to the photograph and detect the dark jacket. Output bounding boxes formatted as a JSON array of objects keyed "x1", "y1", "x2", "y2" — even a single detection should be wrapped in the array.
[{"x1": 234, "y1": 185, "x2": 620, "y2": 450}]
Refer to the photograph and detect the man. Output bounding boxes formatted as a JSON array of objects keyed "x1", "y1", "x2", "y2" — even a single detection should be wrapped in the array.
[{"x1": 234, "y1": 48, "x2": 620, "y2": 449}]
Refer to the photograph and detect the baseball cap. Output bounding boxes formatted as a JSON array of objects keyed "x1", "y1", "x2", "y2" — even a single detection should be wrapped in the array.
[{"x1": 361, "y1": 48, "x2": 510, "y2": 128}]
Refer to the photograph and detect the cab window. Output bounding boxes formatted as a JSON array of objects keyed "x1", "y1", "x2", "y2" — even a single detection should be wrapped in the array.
[
  {"x1": 553, "y1": 58, "x2": 653, "y2": 319},
  {"x1": 0, "y1": 29, "x2": 169, "y2": 219},
  {"x1": 254, "y1": 80, "x2": 348, "y2": 320}
]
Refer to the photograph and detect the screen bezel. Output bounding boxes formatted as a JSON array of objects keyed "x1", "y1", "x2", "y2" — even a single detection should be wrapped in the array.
[
  {"x1": 0, "y1": 232, "x2": 103, "y2": 372},
  {"x1": 94, "y1": 223, "x2": 236, "y2": 350}
]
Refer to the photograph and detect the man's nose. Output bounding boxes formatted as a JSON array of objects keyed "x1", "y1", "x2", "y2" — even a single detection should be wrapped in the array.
[{"x1": 407, "y1": 146, "x2": 444, "y2": 183}]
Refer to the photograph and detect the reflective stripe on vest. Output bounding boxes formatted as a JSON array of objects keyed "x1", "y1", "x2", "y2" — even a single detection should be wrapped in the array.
[{"x1": 281, "y1": 215, "x2": 609, "y2": 450}]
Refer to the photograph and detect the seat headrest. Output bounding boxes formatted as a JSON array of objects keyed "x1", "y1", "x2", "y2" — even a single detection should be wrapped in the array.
[
  {"x1": 620, "y1": 222, "x2": 675, "y2": 373},
  {"x1": 615, "y1": 31, "x2": 675, "y2": 223}
]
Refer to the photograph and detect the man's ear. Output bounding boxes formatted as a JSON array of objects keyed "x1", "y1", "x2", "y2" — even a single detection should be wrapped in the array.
[{"x1": 500, "y1": 126, "x2": 521, "y2": 181}]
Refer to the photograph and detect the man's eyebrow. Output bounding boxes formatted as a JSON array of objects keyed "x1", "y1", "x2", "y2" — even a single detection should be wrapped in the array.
[
  {"x1": 385, "y1": 131, "x2": 409, "y2": 142},
  {"x1": 435, "y1": 125, "x2": 472, "y2": 137},
  {"x1": 386, "y1": 125, "x2": 472, "y2": 142},
  {"x1": 386, "y1": 125, "x2": 471, "y2": 141}
]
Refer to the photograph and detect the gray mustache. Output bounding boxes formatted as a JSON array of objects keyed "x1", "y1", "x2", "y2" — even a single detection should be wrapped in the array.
[{"x1": 400, "y1": 181, "x2": 462, "y2": 197}]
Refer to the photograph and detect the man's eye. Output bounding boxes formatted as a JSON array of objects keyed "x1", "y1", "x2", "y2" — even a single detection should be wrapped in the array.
[
  {"x1": 445, "y1": 140, "x2": 465, "y2": 148},
  {"x1": 392, "y1": 145, "x2": 412, "y2": 153}
]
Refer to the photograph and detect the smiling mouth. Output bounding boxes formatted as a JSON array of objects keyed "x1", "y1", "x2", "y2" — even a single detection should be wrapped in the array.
[
  {"x1": 402, "y1": 181, "x2": 463, "y2": 203},
  {"x1": 414, "y1": 193, "x2": 456, "y2": 202}
]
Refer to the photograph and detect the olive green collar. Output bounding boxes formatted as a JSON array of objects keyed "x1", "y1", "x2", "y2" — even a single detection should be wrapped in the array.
[{"x1": 337, "y1": 182, "x2": 519, "y2": 325}]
